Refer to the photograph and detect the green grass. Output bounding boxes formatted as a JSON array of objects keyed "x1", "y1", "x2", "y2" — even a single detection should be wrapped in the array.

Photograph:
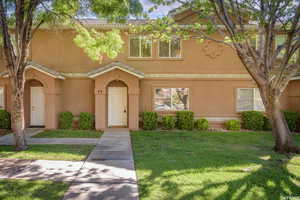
[
  {"x1": 0, "y1": 144, "x2": 94, "y2": 161},
  {"x1": 0, "y1": 179, "x2": 69, "y2": 200},
  {"x1": 32, "y1": 129, "x2": 102, "y2": 138},
  {"x1": 131, "y1": 131, "x2": 300, "y2": 200}
]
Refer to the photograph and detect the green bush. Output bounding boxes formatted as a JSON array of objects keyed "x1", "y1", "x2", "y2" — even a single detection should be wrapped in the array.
[
  {"x1": 142, "y1": 111, "x2": 158, "y2": 130},
  {"x1": 176, "y1": 111, "x2": 194, "y2": 130},
  {"x1": 59, "y1": 111, "x2": 74, "y2": 129},
  {"x1": 283, "y1": 111, "x2": 299, "y2": 132},
  {"x1": 263, "y1": 116, "x2": 272, "y2": 131},
  {"x1": 162, "y1": 115, "x2": 176, "y2": 130},
  {"x1": 0, "y1": 110, "x2": 10, "y2": 129},
  {"x1": 241, "y1": 111, "x2": 264, "y2": 130},
  {"x1": 194, "y1": 118, "x2": 209, "y2": 131},
  {"x1": 225, "y1": 120, "x2": 241, "y2": 131},
  {"x1": 79, "y1": 112, "x2": 95, "y2": 130}
]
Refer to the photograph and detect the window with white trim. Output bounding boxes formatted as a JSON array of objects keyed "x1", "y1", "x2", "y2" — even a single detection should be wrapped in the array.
[
  {"x1": 275, "y1": 34, "x2": 298, "y2": 62},
  {"x1": 129, "y1": 36, "x2": 152, "y2": 58},
  {"x1": 159, "y1": 38, "x2": 181, "y2": 58},
  {"x1": 154, "y1": 88, "x2": 189, "y2": 111},
  {"x1": 237, "y1": 88, "x2": 265, "y2": 112},
  {"x1": 275, "y1": 35, "x2": 286, "y2": 58},
  {"x1": 0, "y1": 87, "x2": 4, "y2": 109}
]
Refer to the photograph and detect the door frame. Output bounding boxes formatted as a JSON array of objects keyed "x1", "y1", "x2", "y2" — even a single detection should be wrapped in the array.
[
  {"x1": 107, "y1": 86, "x2": 128, "y2": 128},
  {"x1": 30, "y1": 86, "x2": 45, "y2": 127}
]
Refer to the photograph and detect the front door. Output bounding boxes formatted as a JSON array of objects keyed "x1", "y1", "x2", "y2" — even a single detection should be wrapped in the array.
[
  {"x1": 30, "y1": 87, "x2": 45, "y2": 126},
  {"x1": 108, "y1": 87, "x2": 127, "y2": 127}
]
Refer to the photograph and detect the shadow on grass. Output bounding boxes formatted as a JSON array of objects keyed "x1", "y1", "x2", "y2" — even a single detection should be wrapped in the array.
[
  {"x1": 0, "y1": 179, "x2": 69, "y2": 200},
  {"x1": 0, "y1": 144, "x2": 94, "y2": 161},
  {"x1": 132, "y1": 131, "x2": 300, "y2": 200}
]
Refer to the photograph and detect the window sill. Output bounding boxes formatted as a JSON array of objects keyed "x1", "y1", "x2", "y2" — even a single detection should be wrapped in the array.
[
  {"x1": 156, "y1": 57, "x2": 184, "y2": 61},
  {"x1": 127, "y1": 57, "x2": 154, "y2": 61}
]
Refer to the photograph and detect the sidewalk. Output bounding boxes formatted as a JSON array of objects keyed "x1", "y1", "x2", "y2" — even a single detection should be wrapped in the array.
[
  {"x1": 0, "y1": 128, "x2": 139, "y2": 200},
  {"x1": 63, "y1": 128, "x2": 139, "y2": 200}
]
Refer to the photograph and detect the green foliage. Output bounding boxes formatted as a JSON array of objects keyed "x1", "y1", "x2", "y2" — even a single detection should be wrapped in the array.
[
  {"x1": 194, "y1": 118, "x2": 209, "y2": 131},
  {"x1": 241, "y1": 111, "x2": 264, "y2": 131},
  {"x1": 283, "y1": 111, "x2": 299, "y2": 132},
  {"x1": 263, "y1": 116, "x2": 272, "y2": 131},
  {"x1": 225, "y1": 120, "x2": 241, "y2": 131},
  {"x1": 74, "y1": 27, "x2": 123, "y2": 61},
  {"x1": 162, "y1": 115, "x2": 176, "y2": 130},
  {"x1": 176, "y1": 111, "x2": 194, "y2": 130},
  {"x1": 142, "y1": 111, "x2": 158, "y2": 130},
  {"x1": 79, "y1": 112, "x2": 95, "y2": 130},
  {"x1": 59, "y1": 111, "x2": 74, "y2": 129},
  {"x1": 0, "y1": 110, "x2": 10, "y2": 129}
]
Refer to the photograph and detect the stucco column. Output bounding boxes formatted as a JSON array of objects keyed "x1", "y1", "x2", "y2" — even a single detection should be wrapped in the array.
[
  {"x1": 95, "y1": 90, "x2": 106, "y2": 130},
  {"x1": 44, "y1": 93, "x2": 57, "y2": 129},
  {"x1": 128, "y1": 90, "x2": 139, "y2": 130}
]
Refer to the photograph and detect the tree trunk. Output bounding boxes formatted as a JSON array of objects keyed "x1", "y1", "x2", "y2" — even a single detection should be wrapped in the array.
[
  {"x1": 10, "y1": 75, "x2": 27, "y2": 151},
  {"x1": 266, "y1": 90, "x2": 300, "y2": 154}
]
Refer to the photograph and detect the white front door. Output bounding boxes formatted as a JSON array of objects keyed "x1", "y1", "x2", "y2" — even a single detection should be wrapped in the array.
[
  {"x1": 108, "y1": 87, "x2": 127, "y2": 127},
  {"x1": 30, "y1": 87, "x2": 45, "y2": 126}
]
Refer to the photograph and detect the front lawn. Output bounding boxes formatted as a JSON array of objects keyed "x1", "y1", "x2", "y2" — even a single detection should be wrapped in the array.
[
  {"x1": 0, "y1": 144, "x2": 94, "y2": 161},
  {"x1": 0, "y1": 179, "x2": 69, "y2": 200},
  {"x1": 32, "y1": 129, "x2": 102, "y2": 138},
  {"x1": 131, "y1": 131, "x2": 300, "y2": 200}
]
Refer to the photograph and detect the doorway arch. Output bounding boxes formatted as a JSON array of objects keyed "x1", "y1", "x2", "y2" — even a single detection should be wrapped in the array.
[
  {"x1": 107, "y1": 80, "x2": 128, "y2": 127},
  {"x1": 25, "y1": 79, "x2": 45, "y2": 127}
]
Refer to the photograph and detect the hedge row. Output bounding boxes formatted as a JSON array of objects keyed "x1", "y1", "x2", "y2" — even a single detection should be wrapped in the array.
[
  {"x1": 0, "y1": 110, "x2": 10, "y2": 129},
  {"x1": 59, "y1": 111, "x2": 95, "y2": 130},
  {"x1": 142, "y1": 110, "x2": 299, "y2": 132},
  {"x1": 241, "y1": 110, "x2": 299, "y2": 132},
  {"x1": 142, "y1": 111, "x2": 210, "y2": 130}
]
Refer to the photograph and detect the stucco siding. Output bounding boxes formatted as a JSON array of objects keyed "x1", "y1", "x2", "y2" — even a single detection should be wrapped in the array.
[{"x1": 61, "y1": 78, "x2": 95, "y2": 116}]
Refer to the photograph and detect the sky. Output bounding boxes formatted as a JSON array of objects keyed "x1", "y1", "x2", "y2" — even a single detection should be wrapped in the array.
[{"x1": 141, "y1": 0, "x2": 180, "y2": 18}]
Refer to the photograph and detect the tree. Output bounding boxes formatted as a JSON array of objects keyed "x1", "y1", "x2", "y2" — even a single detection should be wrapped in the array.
[
  {"x1": 144, "y1": 0, "x2": 300, "y2": 153},
  {"x1": 0, "y1": 0, "x2": 143, "y2": 150}
]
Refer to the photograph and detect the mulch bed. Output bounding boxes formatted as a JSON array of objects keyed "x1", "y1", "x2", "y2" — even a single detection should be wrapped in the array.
[{"x1": 0, "y1": 129, "x2": 11, "y2": 137}]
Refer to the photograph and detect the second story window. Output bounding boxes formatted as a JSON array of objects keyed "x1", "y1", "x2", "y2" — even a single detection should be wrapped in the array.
[
  {"x1": 159, "y1": 38, "x2": 181, "y2": 58},
  {"x1": 129, "y1": 36, "x2": 152, "y2": 58},
  {"x1": 275, "y1": 35, "x2": 286, "y2": 58}
]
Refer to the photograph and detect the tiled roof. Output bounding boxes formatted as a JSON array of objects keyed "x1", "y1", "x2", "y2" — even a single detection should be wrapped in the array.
[
  {"x1": 0, "y1": 62, "x2": 65, "y2": 79},
  {"x1": 87, "y1": 61, "x2": 145, "y2": 78}
]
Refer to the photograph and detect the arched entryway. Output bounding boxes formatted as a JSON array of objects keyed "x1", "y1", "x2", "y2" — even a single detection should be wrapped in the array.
[
  {"x1": 107, "y1": 80, "x2": 128, "y2": 127},
  {"x1": 24, "y1": 79, "x2": 45, "y2": 127},
  {"x1": 94, "y1": 68, "x2": 140, "y2": 130}
]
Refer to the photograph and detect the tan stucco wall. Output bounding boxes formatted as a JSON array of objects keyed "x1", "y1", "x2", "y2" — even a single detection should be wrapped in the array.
[
  {"x1": 140, "y1": 78, "x2": 258, "y2": 118},
  {"x1": 27, "y1": 30, "x2": 247, "y2": 74},
  {"x1": 62, "y1": 78, "x2": 95, "y2": 116}
]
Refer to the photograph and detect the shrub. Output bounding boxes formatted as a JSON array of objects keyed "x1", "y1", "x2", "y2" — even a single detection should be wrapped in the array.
[
  {"x1": 194, "y1": 118, "x2": 209, "y2": 131},
  {"x1": 79, "y1": 112, "x2": 95, "y2": 130},
  {"x1": 176, "y1": 111, "x2": 194, "y2": 130},
  {"x1": 263, "y1": 116, "x2": 272, "y2": 131},
  {"x1": 59, "y1": 111, "x2": 73, "y2": 129},
  {"x1": 283, "y1": 111, "x2": 299, "y2": 132},
  {"x1": 225, "y1": 120, "x2": 241, "y2": 131},
  {"x1": 241, "y1": 111, "x2": 264, "y2": 130},
  {"x1": 0, "y1": 110, "x2": 10, "y2": 129},
  {"x1": 162, "y1": 115, "x2": 176, "y2": 130},
  {"x1": 142, "y1": 111, "x2": 158, "y2": 130}
]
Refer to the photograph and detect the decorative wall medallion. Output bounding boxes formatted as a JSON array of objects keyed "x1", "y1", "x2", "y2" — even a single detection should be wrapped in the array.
[{"x1": 202, "y1": 40, "x2": 224, "y2": 59}]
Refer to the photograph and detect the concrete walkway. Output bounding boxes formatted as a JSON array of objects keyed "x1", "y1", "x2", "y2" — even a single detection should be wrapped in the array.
[
  {"x1": 0, "y1": 128, "x2": 139, "y2": 200},
  {"x1": 63, "y1": 128, "x2": 138, "y2": 200},
  {"x1": 0, "y1": 129, "x2": 99, "y2": 145}
]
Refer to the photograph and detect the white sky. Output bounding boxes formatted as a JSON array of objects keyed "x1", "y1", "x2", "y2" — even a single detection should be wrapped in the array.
[{"x1": 141, "y1": 0, "x2": 180, "y2": 18}]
